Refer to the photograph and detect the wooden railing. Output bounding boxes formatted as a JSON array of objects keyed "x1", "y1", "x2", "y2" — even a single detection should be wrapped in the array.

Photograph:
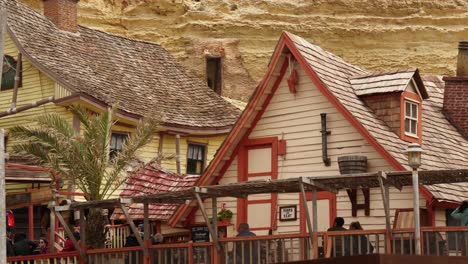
[{"x1": 7, "y1": 226, "x2": 468, "y2": 263}]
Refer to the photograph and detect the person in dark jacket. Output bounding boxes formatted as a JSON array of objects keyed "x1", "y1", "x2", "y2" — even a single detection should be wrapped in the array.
[
  {"x1": 7, "y1": 231, "x2": 15, "y2": 257},
  {"x1": 349, "y1": 221, "x2": 374, "y2": 255},
  {"x1": 13, "y1": 233, "x2": 37, "y2": 256},
  {"x1": 235, "y1": 223, "x2": 258, "y2": 263},
  {"x1": 451, "y1": 200, "x2": 468, "y2": 256},
  {"x1": 327, "y1": 217, "x2": 350, "y2": 257}
]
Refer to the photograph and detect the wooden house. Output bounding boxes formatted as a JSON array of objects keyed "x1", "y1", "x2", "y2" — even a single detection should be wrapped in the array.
[
  {"x1": 0, "y1": 0, "x2": 240, "y2": 240},
  {"x1": 169, "y1": 32, "x2": 468, "y2": 237}
]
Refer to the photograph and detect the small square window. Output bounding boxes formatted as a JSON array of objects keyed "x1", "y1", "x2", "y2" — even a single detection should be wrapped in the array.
[
  {"x1": 404, "y1": 101, "x2": 418, "y2": 136},
  {"x1": 187, "y1": 144, "x2": 206, "y2": 175},
  {"x1": 110, "y1": 133, "x2": 128, "y2": 159}
]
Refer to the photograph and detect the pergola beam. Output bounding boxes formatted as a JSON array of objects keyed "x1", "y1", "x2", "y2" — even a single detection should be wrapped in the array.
[
  {"x1": 299, "y1": 182, "x2": 314, "y2": 257},
  {"x1": 119, "y1": 204, "x2": 149, "y2": 256},
  {"x1": 300, "y1": 177, "x2": 338, "y2": 194},
  {"x1": 194, "y1": 192, "x2": 221, "y2": 251}
]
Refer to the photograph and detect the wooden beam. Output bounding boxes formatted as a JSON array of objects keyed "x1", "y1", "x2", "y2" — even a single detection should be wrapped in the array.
[
  {"x1": 378, "y1": 171, "x2": 392, "y2": 254},
  {"x1": 175, "y1": 134, "x2": 181, "y2": 174},
  {"x1": 194, "y1": 192, "x2": 220, "y2": 251},
  {"x1": 11, "y1": 52, "x2": 22, "y2": 109},
  {"x1": 119, "y1": 204, "x2": 148, "y2": 256},
  {"x1": 0, "y1": 128, "x2": 6, "y2": 261},
  {"x1": 49, "y1": 202, "x2": 55, "y2": 253},
  {"x1": 301, "y1": 177, "x2": 338, "y2": 194},
  {"x1": 55, "y1": 210, "x2": 86, "y2": 262},
  {"x1": 312, "y1": 187, "x2": 318, "y2": 259}
]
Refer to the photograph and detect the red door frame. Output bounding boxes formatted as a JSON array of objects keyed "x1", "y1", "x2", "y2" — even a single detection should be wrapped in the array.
[
  {"x1": 237, "y1": 137, "x2": 279, "y2": 231},
  {"x1": 299, "y1": 192, "x2": 337, "y2": 234}
]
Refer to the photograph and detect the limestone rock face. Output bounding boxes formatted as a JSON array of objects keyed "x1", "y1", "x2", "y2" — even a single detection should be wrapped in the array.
[{"x1": 20, "y1": 0, "x2": 468, "y2": 101}]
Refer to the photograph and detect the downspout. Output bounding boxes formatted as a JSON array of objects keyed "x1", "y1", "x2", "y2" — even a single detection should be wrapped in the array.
[{"x1": 320, "y1": 113, "x2": 331, "y2": 166}]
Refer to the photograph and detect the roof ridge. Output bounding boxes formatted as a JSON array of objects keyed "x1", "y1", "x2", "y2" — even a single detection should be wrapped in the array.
[{"x1": 350, "y1": 68, "x2": 417, "y2": 80}]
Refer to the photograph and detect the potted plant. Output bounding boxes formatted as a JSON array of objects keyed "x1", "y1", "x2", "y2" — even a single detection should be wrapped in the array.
[{"x1": 217, "y1": 209, "x2": 233, "y2": 224}]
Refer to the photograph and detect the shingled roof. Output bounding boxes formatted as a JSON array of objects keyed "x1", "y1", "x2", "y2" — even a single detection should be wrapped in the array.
[
  {"x1": 286, "y1": 32, "x2": 468, "y2": 202},
  {"x1": 1, "y1": 0, "x2": 240, "y2": 129},
  {"x1": 111, "y1": 163, "x2": 198, "y2": 221}
]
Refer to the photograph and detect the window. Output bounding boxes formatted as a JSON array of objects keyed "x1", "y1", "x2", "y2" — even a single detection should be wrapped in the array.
[
  {"x1": 110, "y1": 133, "x2": 128, "y2": 159},
  {"x1": 404, "y1": 100, "x2": 418, "y2": 136},
  {"x1": 206, "y1": 57, "x2": 222, "y2": 95},
  {"x1": 187, "y1": 144, "x2": 206, "y2": 175},
  {"x1": 1, "y1": 55, "x2": 20, "y2": 91}
]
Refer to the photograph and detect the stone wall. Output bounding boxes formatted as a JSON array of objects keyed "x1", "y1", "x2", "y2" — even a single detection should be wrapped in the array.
[{"x1": 20, "y1": 0, "x2": 468, "y2": 101}]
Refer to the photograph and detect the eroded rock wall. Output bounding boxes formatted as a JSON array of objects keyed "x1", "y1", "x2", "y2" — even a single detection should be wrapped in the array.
[{"x1": 20, "y1": 0, "x2": 468, "y2": 101}]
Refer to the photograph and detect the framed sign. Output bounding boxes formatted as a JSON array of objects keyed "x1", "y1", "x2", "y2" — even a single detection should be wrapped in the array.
[
  {"x1": 191, "y1": 226, "x2": 210, "y2": 242},
  {"x1": 279, "y1": 205, "x2": 297, "y2": 221}
]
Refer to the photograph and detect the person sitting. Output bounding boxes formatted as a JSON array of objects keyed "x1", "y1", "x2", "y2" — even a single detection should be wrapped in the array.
[
  {"x1": 349, "y1": 221, "x2": 374, "y2": 255},
  {"x1": 38, "y1": 238, "x2": 49, "y2": 254},
  {"x1": 152, "y1": 233, "x2": 164, "y2": 245},
  {"x1": 124, "y1": 223, "x2": 144, "y2": 247},
  {"x1": 62, "y1": 231, "x2": 80, "y2": 252},
  {"x1": 13, "y1": 233, "x2": 37, "y2": 256},
  {"x1": 327, "y1": 217, "x2": 350, "y2": 257}
]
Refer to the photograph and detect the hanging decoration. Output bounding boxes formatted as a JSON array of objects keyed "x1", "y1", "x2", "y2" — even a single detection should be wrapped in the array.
[{"x1": 287, "y1": 54, "x2": 298, "y2": 94}]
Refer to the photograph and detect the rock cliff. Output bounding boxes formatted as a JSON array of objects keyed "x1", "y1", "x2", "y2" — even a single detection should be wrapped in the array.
[{"x1": 20, "y1": 0, "x2": 468, "y2": 100}]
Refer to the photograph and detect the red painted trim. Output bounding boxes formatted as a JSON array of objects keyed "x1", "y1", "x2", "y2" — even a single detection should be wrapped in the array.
[
  {"x1": 250, "y1": 227, "x2": 272, "y2": 231},
  {"x1": 419, "y1": 185, "x2": 433, "y2": 203},
  {"x1": 426, "y1": 200, "x2": 435, "y2": 226},
  {"x1": 431, "y1": 201, "x2": 460, "y2": 209},
  {"x1": 247, "y1": 199, "x2": 272, "y2": 204},
  {"x1": 246, "y1": 172, "x2": 272, "y2": 177},
  {"x1": 400, "y1": 91, "x2": 423, "y2": 144},
  {"x1": 299, "y1": 192, "x2": 336, "y2": 234},
  {"x1": 282, "y1": 33, "x2": 405, "y2": 171}
]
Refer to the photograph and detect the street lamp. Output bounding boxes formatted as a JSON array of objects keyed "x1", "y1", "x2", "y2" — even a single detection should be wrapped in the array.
[{"x1": 406, "y1": 143, "x2": 423, "y2": 255}]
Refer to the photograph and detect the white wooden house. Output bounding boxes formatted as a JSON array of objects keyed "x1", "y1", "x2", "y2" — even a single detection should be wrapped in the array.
[{"x1": 169, "y1": 32, "x2": 468, "y2": 237}]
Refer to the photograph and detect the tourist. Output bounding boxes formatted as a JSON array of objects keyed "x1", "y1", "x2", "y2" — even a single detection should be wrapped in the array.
[
  {"x1": 62, "y1": 231, "x2": 80, "y2": 252},
  {"x1": 38, "y1": 238, "x2": 49, "y2": 254},
  {"x1": 327, "y1": 217, "x2": 350, "y2": 257},
  {"x1": 451, "y1": 200, "x2": 468, "y2": 256},
  {"x1": 349, "y1": 221, "x2": 374, "y2": 255},
  {"x1": 236, "y1": 223, "x2": 257, "y2": 263},
  {"x1": 13, "y1": 232, "x2": 37, "y2": 256}
]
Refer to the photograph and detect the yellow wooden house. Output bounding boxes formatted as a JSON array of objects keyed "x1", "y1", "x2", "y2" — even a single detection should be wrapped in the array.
[{"x1": 1, "y1": 0, "x2": 240, "y2": 240}]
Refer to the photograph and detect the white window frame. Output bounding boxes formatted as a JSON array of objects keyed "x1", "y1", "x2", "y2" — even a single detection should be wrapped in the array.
[{"x1": 404, "y1": 100, "x2": 419, "y2": 137}]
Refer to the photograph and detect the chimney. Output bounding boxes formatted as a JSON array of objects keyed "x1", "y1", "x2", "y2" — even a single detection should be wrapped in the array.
[
  {"x1": 43, "y1": 0, "x2": 79, "y2": 32},
  {"x1": 443, "y1": 41, "x2": 468, "y2": 139}
]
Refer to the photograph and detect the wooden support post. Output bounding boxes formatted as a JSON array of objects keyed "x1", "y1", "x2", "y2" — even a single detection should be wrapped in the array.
[
  {"x1": 175, "y1": 134, "x2": 181, "y2": 174},
  {"x1": 212, "y1": 197, "x2": 218, "y2": 240},
  {"x1": 378, "y1": 171, "x2": 392, "y2": 254},
  {"x1": 79, "y1": 209, "x2": 86, "y2": 257},
  {"x1": 0, "y1": 128, "x2": 6, "y2": 261},
  {"x1": 299, "y1": 181, "x2": 314, "y2": 257},
  {"x1": 120, "y1": 203, "x2": 149, "y2": 256},
  {"x1": 312, "y1": 187, "x2": 318, "y2": 259},
  {"x1": 194, "y1": 192, "x2": 220, "y2": 251},
  {"x1": 144, "y1": 202, "x2": 150, "y2": 241},
  {"x1": 49, "y1": 203, "x2": 55, "y2": 253},
  {"x1": 28, "y1": 204, "x2": 34, "y2": 240},
  {"x1": 55, "y1": 210, "x2": 87, "y2": 262}
]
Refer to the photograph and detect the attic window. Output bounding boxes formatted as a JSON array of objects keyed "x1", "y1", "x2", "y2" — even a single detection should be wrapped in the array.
[
  {"x1": 187, "y1": 143, "x2": 206, "y2": 175},
  {"x1": 1, "y1": 55, "x2": 20, "y2": 91},
  {"x1": 404, "y1": 100, "x2": 418, "y2": 136},
  {"x1": 206, "y1": 57, "x2": 222, "y2": 95},
  {"x1": 110, "y1": 132, "x2": 128, "y2": 159}
]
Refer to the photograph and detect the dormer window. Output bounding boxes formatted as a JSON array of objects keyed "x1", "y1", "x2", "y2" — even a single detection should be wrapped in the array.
[{"x1": 404, "y1": 100, "x2": 418, "y2": 136}]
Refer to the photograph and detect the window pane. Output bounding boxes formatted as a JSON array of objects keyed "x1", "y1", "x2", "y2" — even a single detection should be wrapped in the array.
[
  {"x1": 411, "y1": 120, "x2": 417, "y2": 134},
  {"x1": 405, "y1": 119, "x2": 410, "y2": 133},
  {"x1": 187, "y1": 144, "x2": 206, "y2": 175},
  {"x1": 405, "y1": 102, "x2": 411, "y2": 116},
  {"x1": 1, "y1": 56, "x2": 17, "y2": 90},
  {"x1": 110, "y1": 133, "x2": 128, "y2": 159},
  {"x1": 411, "y1": 104, "x2": 417, "y2": 118}
]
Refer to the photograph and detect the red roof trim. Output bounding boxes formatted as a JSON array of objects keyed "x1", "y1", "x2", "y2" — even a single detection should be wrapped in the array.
[{"x1": 7, "y1": 163, "x2": 48, "y2": 171}]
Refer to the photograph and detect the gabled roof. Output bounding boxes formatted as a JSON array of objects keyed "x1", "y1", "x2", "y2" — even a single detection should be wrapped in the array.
[
  {"x1": 111, "y1": 163, "x2": 198, "y2": 221},
  {"x1": 1, "y1": 0, "x2": 240, "y2": 130},
  {"x1": 350, "y1": 69, "x2": 429, "y2": 99},
  {"x1": 170, "y1": 32, "x2": 468, "y2": 225}
]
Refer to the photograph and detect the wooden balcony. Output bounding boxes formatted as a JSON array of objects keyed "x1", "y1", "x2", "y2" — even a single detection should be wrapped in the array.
[{"x1": 7, "y1": 226, "x2": 468, "y2": 264}]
